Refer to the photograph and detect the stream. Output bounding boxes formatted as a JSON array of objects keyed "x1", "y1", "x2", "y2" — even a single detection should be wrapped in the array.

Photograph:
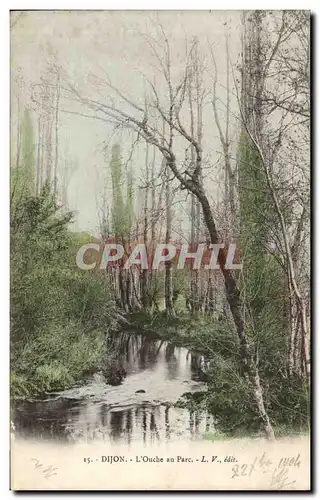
[{"x1": 12, "y1": 333, "x2": 215, "y2": 445}]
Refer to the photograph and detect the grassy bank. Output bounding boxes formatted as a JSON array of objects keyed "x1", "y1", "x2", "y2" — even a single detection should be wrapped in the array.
[
  {"x1": 10, "y1": 324, "x2": 106, "y2": 399},
  {"x1": 124, "y1": 310, "x2": 237, "y2": 355},
  {"x1": 126, "y1": 310, "x2": 310, "y2": 438},
  {"x1": 10, "y1": 187, "x2": 114, "y2": 400}
]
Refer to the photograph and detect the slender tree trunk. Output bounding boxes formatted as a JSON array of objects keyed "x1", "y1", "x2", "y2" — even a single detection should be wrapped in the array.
[
  {"x1": 205, "y1": 270, "x2": 215, "y2": 315},
  {"x1": 240, "y1": 12, "x2": 310, "y2": 384},
  {"x1": 53, "y1": 75, "x2": 60, "y2": 199},
  {"x1": 166, "y1": 153, "x2": 274, "y2": 439},
  {"x1": 45, "y1": 115, "x2": 53, "y2": 184},
  {"x1": 150, "y1": 145, "x2": 157, "y2": 309},
  {"x1": 35, "y1": 116, "x2": 41, "y2": 195},
  {"x1": 188, "y1": 41, "x2": 203, "y2": 315},
  {"x1": 141, "y1": 144, "x2": 149, "y2": 309},
  {"x1": 199, "y1": 186, "x2": 274, "y2": 439},
  {"x1": 39, "y1": 120, "x2": 45, "y2": 191},
  {"x1": 164, "y1": 160, "x2": 175, "y2": 317},
  {"x1": 16, "y1": 99, "x2": 21, "y2": 169},
  {"x1": 119, "y1": 267, "x2": 129, "y2": 313}
]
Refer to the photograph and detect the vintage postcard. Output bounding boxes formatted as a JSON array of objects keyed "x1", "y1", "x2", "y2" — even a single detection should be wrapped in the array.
[{"x1": 10, "y1": 10, "x2": 311, "y2": 491}]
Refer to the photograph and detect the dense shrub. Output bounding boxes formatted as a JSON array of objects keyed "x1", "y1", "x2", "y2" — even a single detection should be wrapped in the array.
[{"x1": 11, "y1": 186, "x2": 114, "y2": 398}]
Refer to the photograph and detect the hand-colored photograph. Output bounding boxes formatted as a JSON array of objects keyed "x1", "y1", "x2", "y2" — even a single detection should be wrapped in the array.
[{"x1": 10, "y1": 10, "x2": 311, "y2": 491}]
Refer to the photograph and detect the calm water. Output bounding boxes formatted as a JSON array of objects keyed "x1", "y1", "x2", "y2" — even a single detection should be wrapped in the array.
[{"x1": 12, "y1": 334, "x2": 214, "y2": 445}]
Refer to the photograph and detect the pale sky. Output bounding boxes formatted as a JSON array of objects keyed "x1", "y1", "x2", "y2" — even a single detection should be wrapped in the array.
[{"x1": 11, "y1": 10, "x2": 243, "y2": 235}]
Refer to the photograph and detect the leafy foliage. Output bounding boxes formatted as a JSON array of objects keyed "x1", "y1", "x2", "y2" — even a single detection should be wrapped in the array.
[{"x1": 11, "y1": 185, "x2": 114, "y2": 399}]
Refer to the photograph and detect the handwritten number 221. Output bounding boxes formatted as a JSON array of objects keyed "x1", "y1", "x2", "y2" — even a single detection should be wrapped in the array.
[{"x1": 232, "y1": 463, "x2": 254, "y2": 479}]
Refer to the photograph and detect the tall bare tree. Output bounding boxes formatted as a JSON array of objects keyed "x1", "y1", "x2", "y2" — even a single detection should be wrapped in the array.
[
  {"x1": 65, "y1": 29, "x2": 275, "y2": 439},
  {"x1": 237, "y1": 10, "x2": 310, "y2": 382}
]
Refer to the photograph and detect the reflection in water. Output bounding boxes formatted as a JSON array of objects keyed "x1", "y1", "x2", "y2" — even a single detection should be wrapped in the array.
[
  {"x1": 13, "y1": 334, "x2": 215, "y2": 445},
  {"x1": 165, "y1": 405, "x2": 170, "y2": 441},
  {"x1": 110, "y1": 410, "x2": 123, "y2": 441},
  {"x1": 142, "y1": 408, "x2": 147, "y2": 445}
]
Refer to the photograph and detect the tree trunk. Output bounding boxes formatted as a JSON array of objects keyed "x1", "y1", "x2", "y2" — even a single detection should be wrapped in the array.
[
  {"x1": 171, "y1": 168, "x2": 274, "y2": 439},
  {"x1": 141, "y1": 144, "x2": 150, "y2": 309},
  {"x1": 35, "y1": 116, "x2": 41, "y2": 195},
  {"x1": 53, "y1": 75, "x2": 60, "y2": 200},
  {"x1": 200, "y1": 190, "x2": 274, "y2": 439},
  {"x1": 164, "y1": 161, "x2": 175, "y2": 317}
]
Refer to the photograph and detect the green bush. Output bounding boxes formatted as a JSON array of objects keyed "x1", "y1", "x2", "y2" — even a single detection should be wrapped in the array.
[{"x1": 10, "y1": 186, "x2": 114, "y2": 399}]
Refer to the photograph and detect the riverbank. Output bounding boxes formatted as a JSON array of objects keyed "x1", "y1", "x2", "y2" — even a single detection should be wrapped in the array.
[
  {"x1": 10, "y1": 309, "x2": 228, "y2": 401},
  {"x1": 123, "y1": 310, "x2": 236, "y2": 357},
  {"x1": 130, "y1": 312, "x2": 309, "y2": 437},
  {"x1": 12, "y1": 335, "x2": 213, "y2": 444},
  {"x1": 11, "y1": 311, "x2": 310, "y2": 440},
  {"x1": 11, "y1": 325, "x2": 107, "y2": 401}
]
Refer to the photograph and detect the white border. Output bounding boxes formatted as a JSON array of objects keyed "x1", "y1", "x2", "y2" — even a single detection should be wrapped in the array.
[
  {"x1": 4, "y1": 2, "x2": 320, "y2": 9},
  {"x1": 2, "y1": 2, "x2": 318, "y2": 498}
]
